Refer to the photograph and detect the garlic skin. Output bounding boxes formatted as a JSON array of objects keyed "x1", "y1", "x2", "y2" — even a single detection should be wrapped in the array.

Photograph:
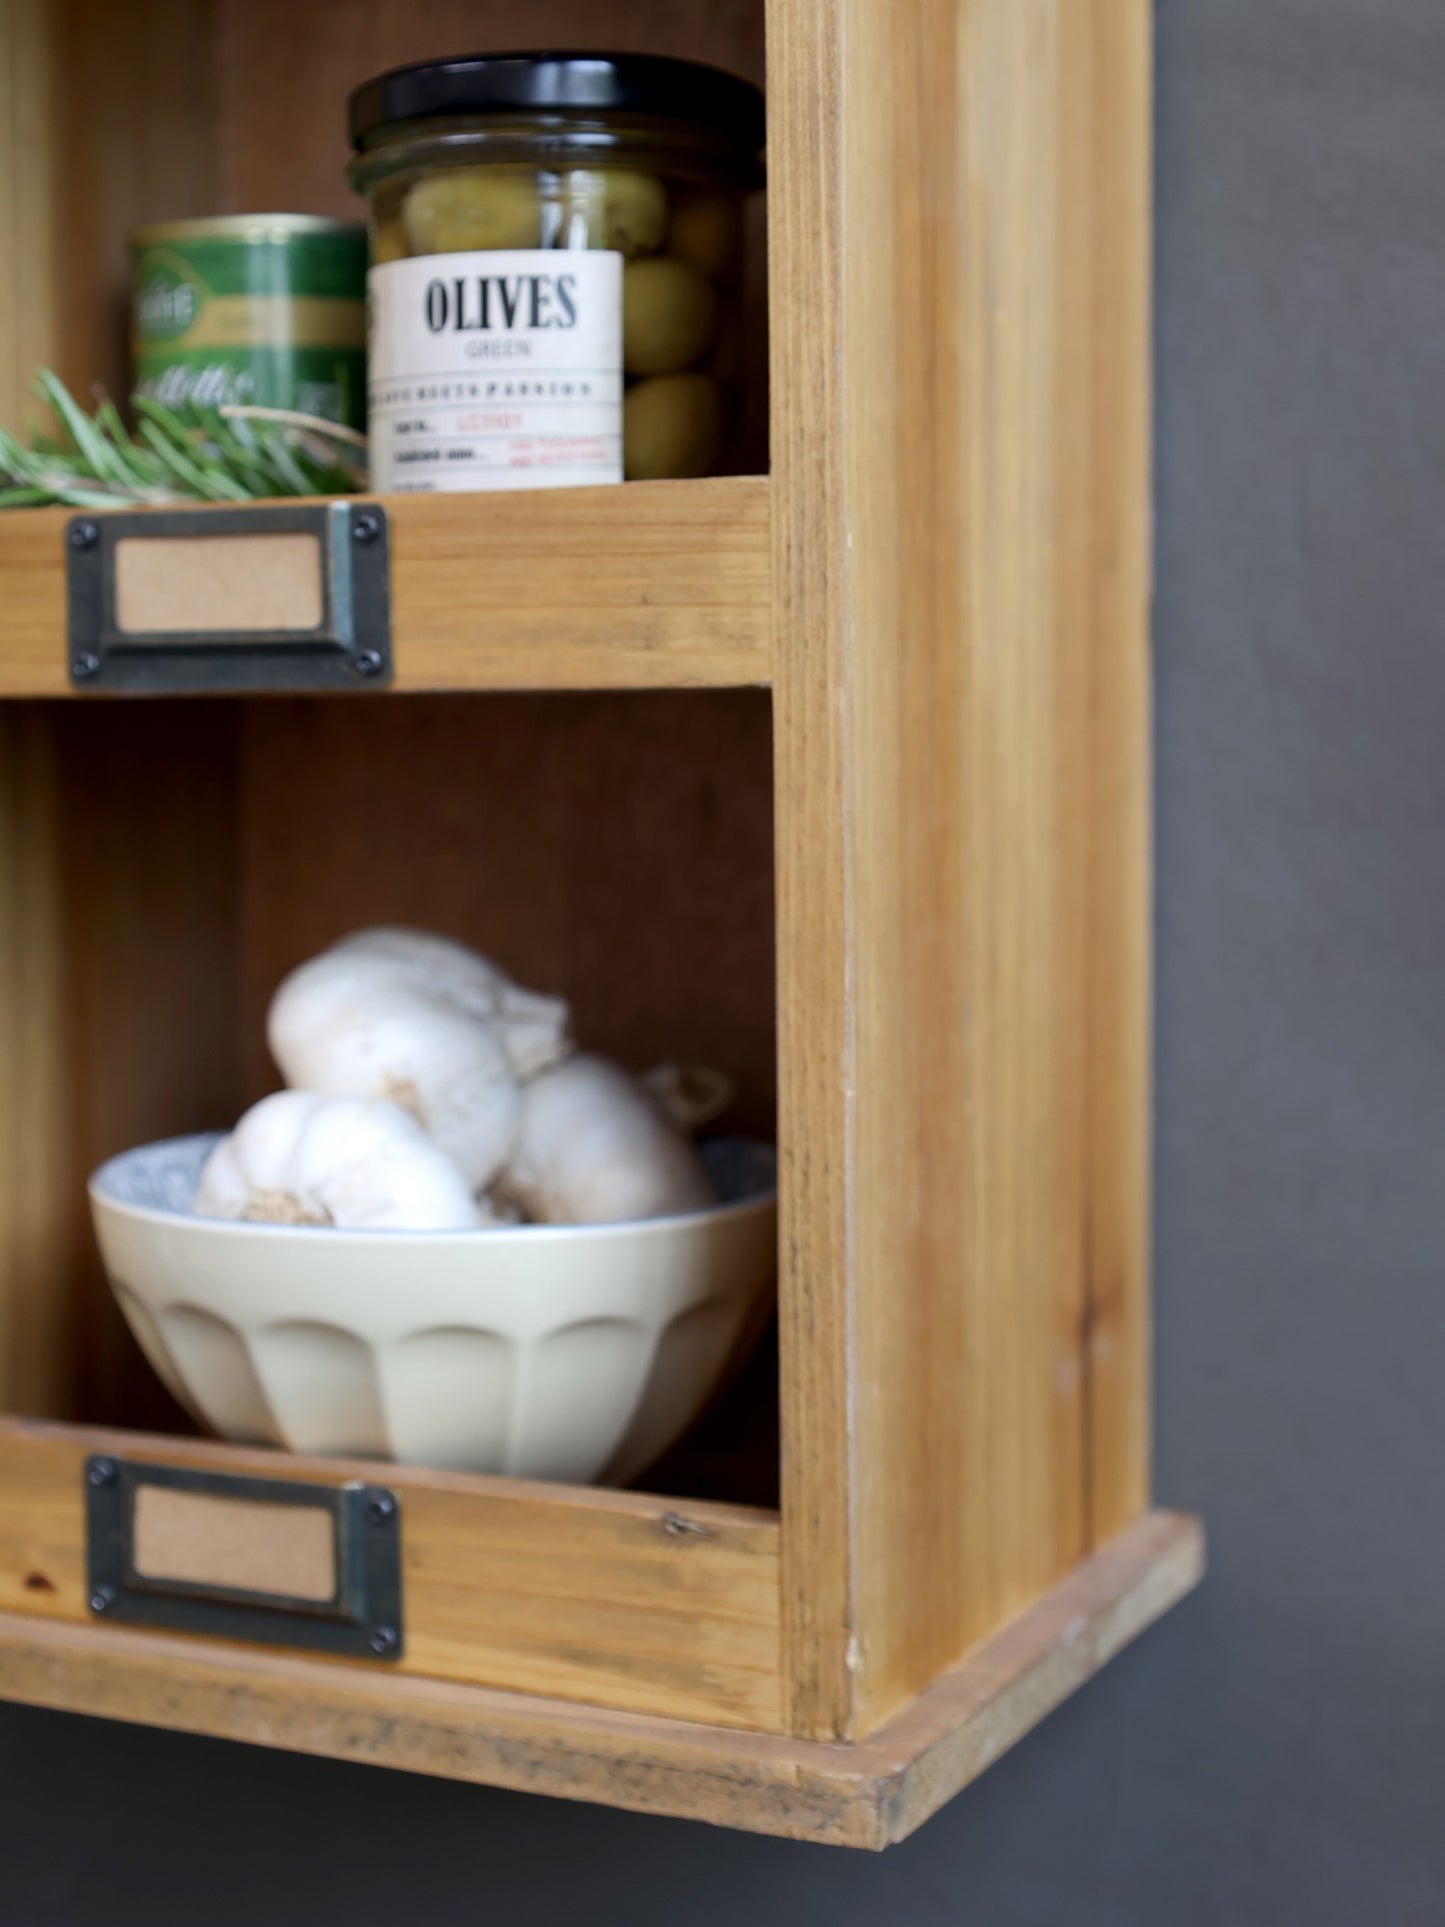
[
  {"x1": 498, "y1": 1054, "x2": 716, "y2": 1226},
  {"x1": 333, "y1": 928, "x2": 568, "y2": 1081},
  {"x1": 267, "y1": 929, "x2": 570, "y2": 1191},
  {"x1": 195, "y1": 1092, "x2": 485, "y2": 1231},
  {"x1": 639, "y1": 1062, "x2": 736, "y2": 1135}
]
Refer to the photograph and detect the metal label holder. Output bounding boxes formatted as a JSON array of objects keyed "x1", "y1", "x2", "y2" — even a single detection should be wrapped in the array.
[
  {"x1": 85, "y1": 1456, "x2": 404, "y2": 1661},
  {"x1": 66, "y1": 500, "x2": 393, "y2": 694}
]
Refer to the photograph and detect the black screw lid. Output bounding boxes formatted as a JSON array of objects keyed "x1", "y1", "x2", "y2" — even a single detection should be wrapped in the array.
[{"x1": 348, "y1": 50, "x2": 765, "y2": 154}]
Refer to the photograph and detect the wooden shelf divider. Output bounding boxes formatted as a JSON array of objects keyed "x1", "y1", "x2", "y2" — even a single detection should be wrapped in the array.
[
  {"x1": 0, "y1": 475, "x2": 773, "y2": 698},
  {"x1": 0, "y1": 1420, "x2": 785, "y2": 1733}
]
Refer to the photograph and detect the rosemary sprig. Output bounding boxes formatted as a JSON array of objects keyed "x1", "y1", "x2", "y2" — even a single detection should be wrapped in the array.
[{"x1": 0, "y1": 370, "x2": 368, "y2": 508}]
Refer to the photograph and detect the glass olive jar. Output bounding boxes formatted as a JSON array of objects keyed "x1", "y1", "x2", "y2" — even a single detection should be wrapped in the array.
[{"x1": 347, "y1": 52, "x2": 765, "y2": 494}]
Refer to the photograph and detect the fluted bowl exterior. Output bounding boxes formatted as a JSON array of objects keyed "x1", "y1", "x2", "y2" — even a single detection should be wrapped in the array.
[{"x1": 90, "y1": 1134, "x2": 777, "y2": 1485}]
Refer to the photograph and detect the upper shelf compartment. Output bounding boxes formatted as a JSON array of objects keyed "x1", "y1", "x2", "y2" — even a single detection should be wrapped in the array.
[
  {"x1": 0, "y1": 476, "x2": 772, "y2": 697},
  {"x1": 0, "y1": 0, "x2": 772, "y2": 701}
]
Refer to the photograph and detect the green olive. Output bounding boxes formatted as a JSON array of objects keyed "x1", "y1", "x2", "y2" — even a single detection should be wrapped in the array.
[
  {"x1": 372, "y1": 218, "x2": 409, "y2": 265},
  {"x1": 403, "y1": 168, "x2": 542, "y2": 255},
  {"x1": 558, "y1": 168, "x2": 668, "y2": 256},
  {"x1": 624, "y1": 374, "x2": 724, "y2": 480},
  {"x1": 667, "y1": 192, "x2": 743, "y2": 278},
  {"x1": 623, "y1": 256, "x2": 718, "y2": 376}
]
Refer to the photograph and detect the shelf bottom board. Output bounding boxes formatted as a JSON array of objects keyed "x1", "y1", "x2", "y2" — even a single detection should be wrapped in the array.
[{"x1": 0, "y1": 1509, "x2": 1202, "y2": 1849}]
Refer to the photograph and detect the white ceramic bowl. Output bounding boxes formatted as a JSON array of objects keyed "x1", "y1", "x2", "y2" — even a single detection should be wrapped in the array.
[{"x1": 90, "y1": 1135, "x2": 777, "y2": 1485}]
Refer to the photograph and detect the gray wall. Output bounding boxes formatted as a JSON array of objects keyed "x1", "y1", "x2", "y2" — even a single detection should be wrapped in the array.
[{"x1": 3, "y1": 1, "x2": 1442, "y2": 1918}]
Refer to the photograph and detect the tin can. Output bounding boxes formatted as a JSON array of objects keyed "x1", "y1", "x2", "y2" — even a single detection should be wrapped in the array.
[{"x1": 131, "y1": 215, "x2": 369, "y2": 429}]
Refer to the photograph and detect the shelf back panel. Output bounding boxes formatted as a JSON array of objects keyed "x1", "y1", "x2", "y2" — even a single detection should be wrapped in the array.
[{"x1": 234, "y1": 691, "x2": 777, "y2": 1136}]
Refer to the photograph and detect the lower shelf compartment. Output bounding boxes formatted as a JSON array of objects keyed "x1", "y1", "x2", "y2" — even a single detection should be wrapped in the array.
[{"x1": 0, "y1": 1508, "x2": 1202, "y2": 1849}]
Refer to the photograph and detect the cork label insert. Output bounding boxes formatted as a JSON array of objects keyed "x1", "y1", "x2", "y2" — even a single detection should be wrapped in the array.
[
  {"x1": 130, "y1": 1484, "x2": 338, "y2": 1605},
  {"x1": 114, "y1": 531, "x2": 324, "y2": 635}
]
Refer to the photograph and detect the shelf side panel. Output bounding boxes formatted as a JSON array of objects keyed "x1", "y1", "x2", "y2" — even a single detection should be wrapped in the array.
[{"x1": 770, "y1": 0, "x2": 1153, "y2": 1739}]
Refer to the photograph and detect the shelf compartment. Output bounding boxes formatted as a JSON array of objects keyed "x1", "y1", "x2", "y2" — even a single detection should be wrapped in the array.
[
  {"x1": 0, "y1": 1509, "x2": 1202, "y2": 1848},
  {"x1": 0, "y1": 1419, "x2": 783, "y2": 1731},
  {"x1": 0, "y1": 476, "x2": 773, "y2": 699}
]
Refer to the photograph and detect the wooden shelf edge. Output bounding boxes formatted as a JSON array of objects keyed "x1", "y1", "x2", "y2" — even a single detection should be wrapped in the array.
[
  {"x1": 0, "y1": 1417, "x2": 785, "y2": 1732},
  {"x1": 0, "y1": 475, "x2": 773, "y2": 698},
  {"x1": 0, "y1": 1509, "x2": 1202, "y2": 1849}
]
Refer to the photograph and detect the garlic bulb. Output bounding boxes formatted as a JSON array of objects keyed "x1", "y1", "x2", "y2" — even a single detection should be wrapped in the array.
[
  {"x1": 267, "y1": 929, "x2": 570, "y2": 1191},
  {"x1": 333, "y1": 928, "x2": 568, "y2": 1081},
  {"x1": 195, "y1": 1092, "x2": 485, "y2": 1231},
  {"x1": 498, "y1": 1054, "x2": 716, "y2": 1226}
]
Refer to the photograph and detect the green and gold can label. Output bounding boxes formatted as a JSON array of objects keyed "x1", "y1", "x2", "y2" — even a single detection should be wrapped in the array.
[{"x1": 131, "y1": 215, "x2": 368, "y2": 430}]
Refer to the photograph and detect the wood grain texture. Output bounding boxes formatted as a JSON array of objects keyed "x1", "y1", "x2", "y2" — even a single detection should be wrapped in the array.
[
  {"x1": 1078, "y1": 0, "x2": 1153, "y2": 1547},
  {"x1": 1, "y1": 0, "x2": 222, "y2": 409},
  {"x1": 0, "y1": 1420, "x2": 783, "y2": 1730},
  {"x1": 0, "y1": 513, "x2": 64, "y2": 694},
  {"x1": 211, "y1": 0, "x2": 763, "y2": 216},
  {"x1": 0, "y1": 480, "x2": 772, "y2": 697},
  {"x1": 55, "y1": 702, "x2": 243, "y2": 1426},
  {"x1": 386, "y1": 480, "x2": 771, "y2": 691},
  {"x1": 767, "y1": 0, "x2": 856, "y2": 1742},
  {"x1": 0, "y1": 1508, "x2": 1201, "y2": 1847},
  {"x1": 49, "y1": 0, "x2": 221, "y2": 403},
  {"x1": 769, "y1": 0, "x2": 1153, "y2": 1739},
  {"x1": 0, "y1": 708, "x2": 69, "y2": 1414},
  {"x1": 0, "y1": 699, "x2": 237, "y2": 1429},
  {"x1": 0, "y1": 0, "x2": 59, "y2": 430}
]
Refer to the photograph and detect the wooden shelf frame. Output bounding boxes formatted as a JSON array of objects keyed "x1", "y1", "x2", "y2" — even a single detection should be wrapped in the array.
[{"x1": 0, "y1": 0, "x2": 1196, "y2": 1848}]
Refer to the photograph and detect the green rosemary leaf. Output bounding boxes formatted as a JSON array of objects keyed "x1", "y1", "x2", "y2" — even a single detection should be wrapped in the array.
[
  {"x1": 0, "y1": 370, "x2": 369, "y2": 508},
  {"x1": 33, "y1": 370, "x2": 135, "y2": 487},
  {"x1": 254, "y1": 432, "x2": 315, "y2": 498},
  {"x1": 95, "y1": 397, "x2": 131, "y2": 441},
  {"x1": 135, "y1": 409, "x2": 252, "y2": 502},
  {"x1": 93, "y1": 398, "x2": 160, "y2": 490}
]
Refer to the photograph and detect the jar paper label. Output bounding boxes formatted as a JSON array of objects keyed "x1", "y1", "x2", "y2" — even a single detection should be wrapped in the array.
[{"x1": 368, "y1": 250, "x2": 623, "y2": 493}]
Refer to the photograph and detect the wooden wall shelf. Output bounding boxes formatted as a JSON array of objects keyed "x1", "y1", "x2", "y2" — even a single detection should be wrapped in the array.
[
  {"x1": 0, "y1": 0, "x2": 1198, "y2": 1849},
  {"x1": 0, "y1": 477, "x2": 773, "y2": 697}
]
